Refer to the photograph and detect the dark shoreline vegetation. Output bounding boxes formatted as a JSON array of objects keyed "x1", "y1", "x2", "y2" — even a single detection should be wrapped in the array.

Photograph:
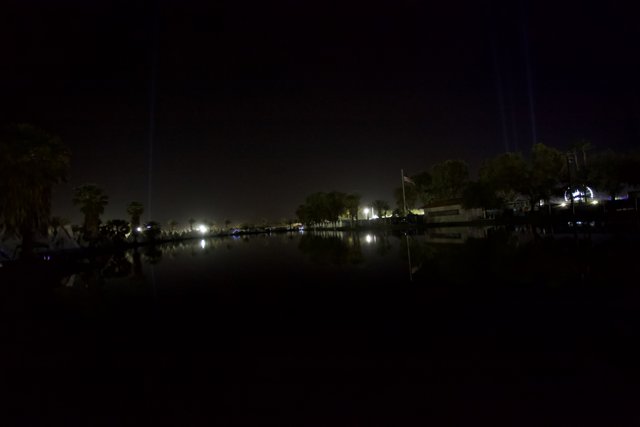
[
  {"x1": 3, "y1": 211, "x2": 639, "y2": 284},
  {"x1": 2, "y1": 123, "x2": 640, "y2": 263},
  {"x1": 2, "y1": 199, "x2": 639, "y2": 284}
]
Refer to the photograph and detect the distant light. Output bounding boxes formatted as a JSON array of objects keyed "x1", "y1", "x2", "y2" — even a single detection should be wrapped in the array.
[
  {"x1": 559, "y1": 202, "x2": 567, "y2": 207},
  {"x1": 564, "y1": 186, "x2": 594, "y2": 203},
  {"x1": 198, "y1": 224, "x2": 208, "y2": 234},
  {"x1": 200, "y1": 239, "x2": 206, "y2": 249},
  {"x1": 365, "y1": 234, "x2": 373, "y2": 243},
  {"x1": 591, "y1": 200, "x2": 599, "y2": 205},
  {"x1": 146, "y1": 225, "x2": 151, "y2": 229},
  {"x1": 136, "y1": 226, "x2": 142, "y2": 232},
  {"x1": 363, "y1": 208, "x2": 369, "y2": 215}
]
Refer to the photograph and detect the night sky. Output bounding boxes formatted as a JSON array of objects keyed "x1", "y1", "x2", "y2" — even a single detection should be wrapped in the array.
[{"x1": 3, "y1": 0, "x2": 639, "y2": 225}]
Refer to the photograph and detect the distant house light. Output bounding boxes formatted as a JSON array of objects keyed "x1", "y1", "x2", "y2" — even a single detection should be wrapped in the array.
[{"x1": 564, "y1": 186, "x2": 594, "y2": 203}]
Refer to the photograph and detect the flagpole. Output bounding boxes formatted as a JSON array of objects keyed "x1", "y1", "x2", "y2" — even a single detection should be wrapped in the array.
[{"x1": 401, "y1": 169, "x2": 407, "y2": 216}]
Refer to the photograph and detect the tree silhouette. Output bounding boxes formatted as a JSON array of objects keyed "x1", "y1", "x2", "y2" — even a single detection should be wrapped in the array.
[
  {"x1": 372, "y1": 200, "x2": 390, "y2": 218},
  {"x1": 127, "y1": 202, "x2": 144, "y2": 230},
  {"x1": 479, "y1": 152, "x2": 529, "y2": 207},
  {"x1": 587, "y1": 150, "x2": 628, "y2": 200},
  {"x1": 0, "y1": 124, "x2": 70, "y2": 258},
  {"x1": 430, "y1": 159, "x2": 470, "y2": 199},
  {"x1": 167, "y1": 219, "x2": 178, "y2": 233},
  {"x1": 73, "y1": 184, "x2": 108, "y2": 243},
  {"x1": 101, "y1": 219, "x2": 130, "y2": 244},
  {"x1": 295, "y1": 191, "x2": 348, "y2": 228},
  {"x1": 345, "y1": 193, "x2": 361, "y2": 221}
]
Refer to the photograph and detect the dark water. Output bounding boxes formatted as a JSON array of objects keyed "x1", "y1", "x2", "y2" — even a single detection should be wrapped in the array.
[{"x1": 3, "y1": 227, "x2": 640, "y2": 426}]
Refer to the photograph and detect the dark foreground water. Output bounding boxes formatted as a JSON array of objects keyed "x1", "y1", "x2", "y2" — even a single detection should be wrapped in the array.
[{"x1": 3, "y1": 227, "x2": 640, "y2": 426}]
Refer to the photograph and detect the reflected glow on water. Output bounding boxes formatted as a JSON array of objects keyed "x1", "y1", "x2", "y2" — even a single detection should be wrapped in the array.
[
  {"x1": 49, "y1": 226, "x2": 640, "y2": 295},
  {"x1": 9, "y1": 229, "x2": 640, "y2": 427}
]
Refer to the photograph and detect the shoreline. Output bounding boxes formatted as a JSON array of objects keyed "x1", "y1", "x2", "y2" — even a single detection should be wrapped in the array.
[{"x1": 3, "y1": 217, "x2": 638, "y2": 265}]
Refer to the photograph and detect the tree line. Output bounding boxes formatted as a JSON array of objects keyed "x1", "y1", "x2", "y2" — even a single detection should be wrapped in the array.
[
  {"x1": 0, "y1": 124, "x2": 239, "y2": 258},
  {"x1": 295, "y1": 192, "x2": 391, "y2": 227},
  {"x1": 296, "y1": 142, "x2": 640, "y2": 225},
  {"x1": 3, "y1": 124, "x2": 639, "y2": 256}
]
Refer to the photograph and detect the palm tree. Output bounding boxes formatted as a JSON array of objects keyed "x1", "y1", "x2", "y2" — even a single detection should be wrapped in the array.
[
  {"x1": 73, "y1": 184, "x2": 108, "y2": 243},
  {"x1": 127, "y1": 202, "x2": 144, "y2": 242},
  {"x1": 127, "y1": 202, "x2": 144, "y2": 231},
  {"x1": 0, "y1": 124, "x2": 70, "y2": 258}
]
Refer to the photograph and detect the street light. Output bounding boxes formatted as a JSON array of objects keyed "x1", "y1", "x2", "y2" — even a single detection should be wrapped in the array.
[{"x1": 363, "y1": 207, "x2": 370, "y2": 220}]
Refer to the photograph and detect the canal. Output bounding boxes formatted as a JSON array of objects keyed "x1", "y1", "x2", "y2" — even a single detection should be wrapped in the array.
[{"x1": 3, "y1": 227, "x2": 640, "y2": 425}]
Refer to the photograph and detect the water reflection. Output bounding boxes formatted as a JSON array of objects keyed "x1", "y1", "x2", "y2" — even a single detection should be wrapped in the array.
[
  {"x1": 60, "y1": 250, "x2": 141, "y2": 290},
  {"x1": 101, "y1": 253, "x2": 132, "y2": 278},
  {"x1": 360, "y1": 233, "x2": 393, "y2": 257},
  {"x1": 8, "y1": 228, "x2": 639, "y2": 427},
  {"x1": 45, "y1": 225, "x2": 640, "y2": 294},
  {"x1": 298, "y1": 232, "x2": 364, "y2": 266},
  {"x1": 142, "y1": 245, "x2": 163, "y2": 265},
  {"x1": 424, "y1": 226, "x2": 489, "y2": 244},
  {"x1": 61, "y1": 266, "x2": 106, "y2": 289}
]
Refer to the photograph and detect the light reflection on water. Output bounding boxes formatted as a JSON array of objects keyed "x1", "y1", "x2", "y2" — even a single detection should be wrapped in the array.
[
  {"x1": 17, "y1": 225, "x2": 640, "y2": 427},
  {"x1": 55, "y1": 225, "x2": 639, "y2": 295}
]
